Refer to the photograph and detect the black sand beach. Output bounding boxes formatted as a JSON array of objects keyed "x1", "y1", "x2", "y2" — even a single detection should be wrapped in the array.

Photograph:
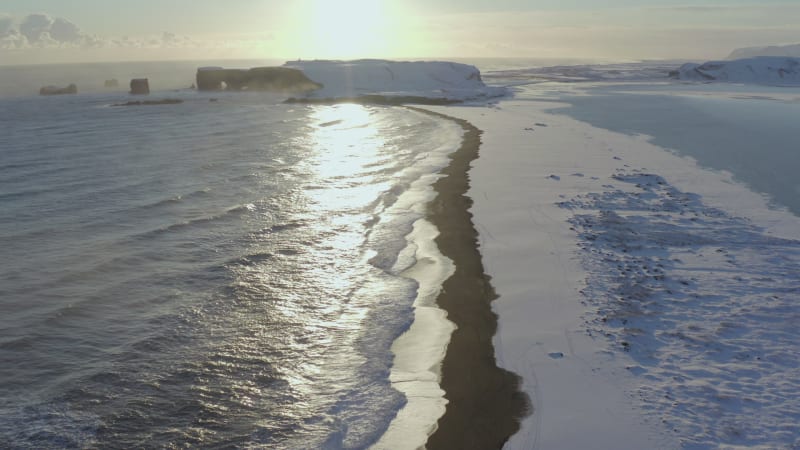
[{"x1": 410, "y1": 107, "x2": 530, "y2": 449}]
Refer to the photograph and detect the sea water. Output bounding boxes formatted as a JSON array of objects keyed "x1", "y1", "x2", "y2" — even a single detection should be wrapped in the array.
[{"x1": 0, "y1": 63, "x2": 462, "y2": 448}]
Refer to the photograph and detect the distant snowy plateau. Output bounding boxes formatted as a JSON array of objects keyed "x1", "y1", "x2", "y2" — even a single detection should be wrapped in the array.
[
  {"x1": 729, "y1": 43, "x2": 800, "y2": 59},
  {"x1": 676, "y1": 57, "x2": 800, "y2": 85},
  {"x1": 481, "y1": 57, "x2": 800, "y2": 87}
]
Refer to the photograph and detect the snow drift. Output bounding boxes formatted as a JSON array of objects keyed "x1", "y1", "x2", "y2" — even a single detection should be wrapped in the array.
[
  {"x1": 676, "y1": 57, "x2": 800, "y2": 85},
  {"x1": 283, "y1": 60, "x2": 506, "y2": 102}
]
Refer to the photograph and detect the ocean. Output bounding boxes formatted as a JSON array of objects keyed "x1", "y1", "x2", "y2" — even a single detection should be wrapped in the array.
[{"x1": 0, "y1": 62, "x2": 462, "y2": 448}]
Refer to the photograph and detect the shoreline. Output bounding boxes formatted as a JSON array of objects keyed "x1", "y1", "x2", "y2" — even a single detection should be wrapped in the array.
[
  {"x1": 426, "y1": 92, "x2": 800, "y2": 449},
  {"x1": 374, "y1": 218, "x2": 455, "y2": 450},
  {"x1": 409, "y1": 107, "x2": 530, "y2": 449}
]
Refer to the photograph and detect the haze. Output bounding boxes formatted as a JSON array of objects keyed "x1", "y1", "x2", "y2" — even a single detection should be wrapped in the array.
[{"x1": 2, "y1": 0, "x2": 799, "y2": 65}]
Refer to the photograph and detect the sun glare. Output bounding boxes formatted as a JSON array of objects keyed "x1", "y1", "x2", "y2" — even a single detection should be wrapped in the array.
[
  {"x1": 306, "y1": 104, "x2": 387, "y2": 210},
  {"x1": 306, "y1": 0, "x2": 394, "y2": 59}
]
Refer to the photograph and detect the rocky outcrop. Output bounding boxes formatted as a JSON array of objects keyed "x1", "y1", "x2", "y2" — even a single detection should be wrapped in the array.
[
  {"x1": 104, "y1": 79, "x2": 119, "y2": 88},
  {"x1": 196, "y1": 67, "x2": 322, "y2": 92},
  {"x1": 39, "y1": 84, "x2": 77, "y2": 95},
  {"x1": 130, "y1": 78, "x2": 150, "y2": 95},
  {"x1": 112, "y1": 99, "x2": 183, "y2": 107}
]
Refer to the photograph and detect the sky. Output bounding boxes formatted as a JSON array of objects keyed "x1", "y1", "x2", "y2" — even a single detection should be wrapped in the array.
[{"x1": 1, "y1": 0, "x2": 799, "y2": 65}]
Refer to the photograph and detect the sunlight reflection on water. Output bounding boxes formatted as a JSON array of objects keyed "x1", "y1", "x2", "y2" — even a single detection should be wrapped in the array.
[
  {"x1": 0, "y1": 95, "x2": 460, "y2": 448},
  {"x1": 217, "y1": 103, "x2": 406, "y2": 447}
]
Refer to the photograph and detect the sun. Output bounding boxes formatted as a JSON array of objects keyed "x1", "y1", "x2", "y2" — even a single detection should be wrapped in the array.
[
  {"x1": 278, "y1": 0, "x2": 418, "y2": 60},
  {"x1": 305, "y1": 0, "x2": 394, "y2": 59}
]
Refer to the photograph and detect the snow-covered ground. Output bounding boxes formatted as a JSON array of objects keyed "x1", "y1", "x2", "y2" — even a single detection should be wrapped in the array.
[
  {"x1": 283, "y1": 59, "x2": 506, "y2": 101},
  {"x1": 427, "y1": 84, "x2": 800, "y2": 449},
  {"x1": 561, "y1": 170, "x2": 800, "y2": 447}
]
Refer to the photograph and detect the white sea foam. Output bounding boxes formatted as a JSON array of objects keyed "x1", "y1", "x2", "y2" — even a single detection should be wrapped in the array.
[
  {"x1": 371, "y1": 110, "x2": 463, "y2": 450},
  {"x1": 374, "y1": 218, "x2": 455, "y2": 450}
]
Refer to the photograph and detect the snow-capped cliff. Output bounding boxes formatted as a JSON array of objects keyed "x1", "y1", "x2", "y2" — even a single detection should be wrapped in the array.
[{"x1": 283, "y1": 59, "x2": 506, "y2": 102}]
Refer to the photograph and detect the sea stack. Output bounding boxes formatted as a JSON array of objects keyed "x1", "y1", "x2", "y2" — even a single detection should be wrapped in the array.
[
  {"x1": 39, "y1": 84, "x2": 78, "y2": 96},
  {"x1": 195, "y1": 66, "x2": 322, "y2": 92},
  {"x1": 130, "y1": 78, "x2": 150, "y2": 95},
  {"x1": 104, "y1": 79, "x2": 120, "y2": 88}
]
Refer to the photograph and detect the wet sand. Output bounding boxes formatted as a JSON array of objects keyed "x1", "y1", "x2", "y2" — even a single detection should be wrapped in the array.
[{"x1": 409, "y1": 107, "x2": 530, "y2": 449}]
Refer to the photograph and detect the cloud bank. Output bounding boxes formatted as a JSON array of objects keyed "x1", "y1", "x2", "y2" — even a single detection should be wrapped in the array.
[
  {"x1": 2, "y1": 14, "x2": 96, "y2": 49},
  {"x1": 0, "y1": 13, "x2": 195, "y2": 51}
]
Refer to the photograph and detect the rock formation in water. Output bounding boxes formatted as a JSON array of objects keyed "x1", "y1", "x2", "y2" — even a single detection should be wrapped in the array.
[
  {"x1": 39, "y1": 84, "x2": 77, "y2": 95},
  {"x1": 112, "y1": 99, "x2": 183, "y2": 107},
  {"x1": 104, "y1": 79, "x2": 119, "y2": 88},
  {"x1": 130, "y1": 78, "x2": 150, "y2": 95},
  {"x1": 196, "y1": 67, "x2": 322, "y2": 92}
]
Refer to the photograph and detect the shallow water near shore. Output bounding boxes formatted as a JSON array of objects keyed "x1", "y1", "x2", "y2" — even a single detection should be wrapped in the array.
[
  {"x1": 550, "y1": 85, "x2": 800, "y2": 217},
  {"x1": 0, "y1": 78, "x2": 463, "y2": 447}
]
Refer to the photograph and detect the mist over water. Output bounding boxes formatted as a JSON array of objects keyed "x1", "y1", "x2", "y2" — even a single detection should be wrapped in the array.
[{"x1": 0, "y1": 68, "x2": 461, "y2": 448}]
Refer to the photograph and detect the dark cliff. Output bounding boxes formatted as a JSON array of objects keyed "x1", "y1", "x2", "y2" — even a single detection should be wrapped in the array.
[{"x1": 196, "y1": 67, "x2": 322, "y2": 92}]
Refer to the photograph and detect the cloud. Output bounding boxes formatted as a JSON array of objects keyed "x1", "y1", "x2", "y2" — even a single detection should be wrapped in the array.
[
  {"x1": 0, "y1": 14, "x2": 14, "y2": 36},
  {"x1": 0, "y1": 13, "x2": 196, "y2": 51},
  {"x1": 0, "y1": 11, "x2": 279, "y2": 61},
  {"x1": 158, "y1": 31, "x2": 196, "y2": 48},
  {"x1": 0, "y1": 14, "x2": 25, "y2": 49},
  {"x1": 19, "y1": 14, "x2": 54, "y2": 44},
  {"x1": 103, "y1": 31, "x2": 195, "y2": 49},
  {"x1": 3, "y1": 13, "x2": 94, "y2": 48},
  {"x1": 49, "y1": 17, "x2": 83, "y2": 43}
]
